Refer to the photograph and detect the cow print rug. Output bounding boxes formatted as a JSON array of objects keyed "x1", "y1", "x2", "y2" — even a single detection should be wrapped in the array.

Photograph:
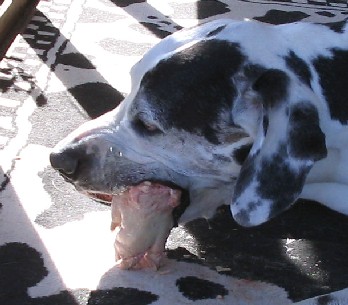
[{"x1": 0, "y1": 0, "x2": 348, "y2": 304}]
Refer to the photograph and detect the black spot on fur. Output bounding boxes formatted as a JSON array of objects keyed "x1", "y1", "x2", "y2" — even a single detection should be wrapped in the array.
[
  {"x1": 139, "y1": 40, "x2": 245, "y2": 144},
  {"x1": 252, "y1": 69, "x2": 289, "y2": 108},
  {"x1": 263, "y1": 115, "x2": 269, "y2": 136},
  {"x1": 313, "y1": 49, "x2": 348, "y2": 124},
  {"x1": 233, "y1": 153, "x2": 257, "y2": 196},
  {"x1": 256, "y1": 145, "x2": 310, "y2": 219},
  {"x1": 321, "y1": 18, "x2": 347, "y2": 33},
  {"x1": 285, "y1": 51, "x2": 312, "y2": 87},
  {"x1": 233, "y1": 144, "x2": 252, "y2": 165},
  {"x1": 233, "y1": 209, "x2": 251, "y2": 226},
  {"x1": 244, "y1": 64, "x2": 266, "y2": 81},
  {"x1": 176, "y1": 276, "x2": 228, "y2": 300},
  {"x1": 233, "y1": 200, "x2": 264, "y2": 226},
  {"x1": 288, "y1": 103, "x2": 327, "y2": 161},
  {"x1": 254, "y1": 10, "x2": 309, "y2": 25},
  {"x1": 206, "y1": 25, "x2": 226, "y2": 37},
  {"x1": 214, "y1": 154, "x2": 232, "y2": 163}
]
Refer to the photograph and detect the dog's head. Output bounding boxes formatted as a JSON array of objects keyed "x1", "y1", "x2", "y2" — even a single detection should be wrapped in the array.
[{"x1": 50, "y1": 20, "x2": 327, "y2": 226}]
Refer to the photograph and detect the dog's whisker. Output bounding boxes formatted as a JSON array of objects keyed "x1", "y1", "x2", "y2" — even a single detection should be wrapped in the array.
[{"x1": 51, "y1": 179, "x2": 68, "y2": 193}]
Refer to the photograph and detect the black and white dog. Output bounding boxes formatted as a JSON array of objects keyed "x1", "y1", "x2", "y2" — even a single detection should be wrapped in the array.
[{"x1": 50, "y1": 19, "x2": 348, "y2": 227}]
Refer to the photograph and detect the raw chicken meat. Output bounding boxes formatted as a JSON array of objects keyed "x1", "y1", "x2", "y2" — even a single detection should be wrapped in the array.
[{"x1": 111, "y1": 181, "x2": 181, "y2": 270}]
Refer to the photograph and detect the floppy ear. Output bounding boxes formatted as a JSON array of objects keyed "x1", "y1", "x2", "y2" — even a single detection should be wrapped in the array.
[{"x1": 231, "y1": 69, "x2": 327, "y2": 227}]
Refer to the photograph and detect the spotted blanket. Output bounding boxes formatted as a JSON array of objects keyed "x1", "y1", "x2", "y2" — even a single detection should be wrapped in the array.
[{"x1": 0, "y1": 0, "x2": 348, "y2": 304}]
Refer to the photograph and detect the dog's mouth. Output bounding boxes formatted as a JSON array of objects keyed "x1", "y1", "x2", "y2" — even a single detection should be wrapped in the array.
[
  {"x1": 85, "y1": 181, "x2": 190, "y2": 225},
  {"x1": 86, "y1": 191, "x2": 114, "y2": 204},
  {"x1": 85, "y1": 181, "x2": 184, "y2": 204}
]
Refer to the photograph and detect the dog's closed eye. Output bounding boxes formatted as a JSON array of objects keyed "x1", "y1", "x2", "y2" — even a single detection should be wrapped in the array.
[{"x1": 132, "y1": 114, "x2": 162, "y2": 135}]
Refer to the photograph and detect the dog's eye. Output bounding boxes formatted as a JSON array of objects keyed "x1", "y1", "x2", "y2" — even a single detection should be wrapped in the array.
[
  {"x1": 132, "y1": 115, "x2": 161, "y2": 135},
  {"x1": 142, "y1": 120, "x2": 158, "y2": 131}
]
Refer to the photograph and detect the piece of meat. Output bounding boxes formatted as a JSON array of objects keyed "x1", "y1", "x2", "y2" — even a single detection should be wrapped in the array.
[{"x1": 111, "y1": 181, "x2": 181, "y2": 270}]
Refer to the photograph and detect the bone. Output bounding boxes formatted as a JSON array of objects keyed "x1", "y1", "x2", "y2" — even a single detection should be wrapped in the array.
[{"x1": 111, "y1": 182, "x2": 181, "y2": 270}]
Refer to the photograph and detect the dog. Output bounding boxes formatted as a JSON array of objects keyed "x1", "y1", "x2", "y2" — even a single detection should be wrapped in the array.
[{"x1": 50, "y1": 18, "x2": 348, "y2": 227}]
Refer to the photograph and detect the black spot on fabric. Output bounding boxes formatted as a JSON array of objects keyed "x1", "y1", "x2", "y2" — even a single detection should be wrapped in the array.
[
  {"x1": 22, "y1": 11, "x2": 59, "y2": 62},
  {"x1": 69, "y1": 82, "x2": 124, "y2": 118},
  {"x1": 57, "y1": 53, "x2": 96, "y2": 69},
  {"x1": 87, "y1": 287, "x2": 158, "y2": 305},
  {"x1": 254, "y1": 10, "x2": 310, "y2": 25},
  {"x1": 139, "y1": 40, "x2": 245, "y2": 144},
  {"x1": 160, "y1": 20, "x2": 172, "y2": 25},
  {"x1": 99, "y1": 39, "x2": 152, "y2": 56},
  {"x1": 170, "y1": 1, "x2": 230, "y2": 20},
  {"x1": 109, "y1": 0, "x2": 146, "y2": 7},
  {"x1": 317, "y1": 294, "x2": 335, "y2": 305},
  {"x1": 316, "y1": 11, "x2": 336, "y2": 17},
  {"x1": 176, "y1": 276, "x2": 228, "y2": 300},
  {"x1": 321, "y1": 18, "x2": 347, "y2": 33},
  {"x1": 206, "y1": 25, "x2": 227, "y2": 37},
  {"x1": 252, "y1": 69, "x2": 289, "y2": 108},
  {"x1": 0, "y1": 243, "x2": 48, "y2": 301},
  {"x1": 288, "y1": 103, "x2": 327, "y2": 161},
  {"x1": 313, "y1": 49, "x2": 348, "y2": 124},
  {"x1": 33, "y1": 289, "x2": 87, "y2": 305},
  {"x1": 130, "y1": 22, "x2": 174, "y2": 39},
  {"x1": 196, "y1": 0, "x2": 230, "y2": 19},
  {"x1": 285, "y1": 51, "x2": 312, "y2": 87},
  {"x1": 233, "y1": 144, "x2": 252, "y2": 165},
  {"x1": 0, "y1": 244, "x2": 93, "y2": 305},
  {"x1": 36, "y1": 93, "x2": 48, "y2": 106},
  {"x1": 140, "y1": 22, "x2": 174, "y2": 38}
]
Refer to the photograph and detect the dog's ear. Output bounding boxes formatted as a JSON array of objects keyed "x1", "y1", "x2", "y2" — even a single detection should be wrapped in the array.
[{"x1": 230, "y1": 69, "x2": 327, "y2": 227}]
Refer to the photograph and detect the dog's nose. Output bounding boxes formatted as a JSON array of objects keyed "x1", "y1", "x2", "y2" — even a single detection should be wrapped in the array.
[{"x1": 50, "y1": 149, "x2": 78, "y2": 176}]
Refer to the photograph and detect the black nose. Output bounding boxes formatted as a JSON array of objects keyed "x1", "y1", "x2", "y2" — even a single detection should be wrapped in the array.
[{"x1": 50, "y1": 149, "x2": 78, "y2": 176}]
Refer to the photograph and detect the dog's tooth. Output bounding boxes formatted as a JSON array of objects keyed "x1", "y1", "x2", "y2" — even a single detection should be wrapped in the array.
[{"x1": 144, "y1": 181, "x2": 152, "y2": 186}]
